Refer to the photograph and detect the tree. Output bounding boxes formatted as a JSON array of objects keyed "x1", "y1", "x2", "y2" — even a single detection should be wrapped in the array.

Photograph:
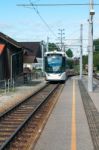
[
  {"x1": 93, "y1": 39, "x2": 99, "y2": 51},
  {"x1": 66, "y1": 49, "x2": 73, "y2": 57},
  {"x1": 83, "y1": 55, "x2": 88, "y2": 67},
  {"x1": 93, "y1": 52, "x2": 99, "y2": 70},
  {"x1": 82, "y1": 52, "x2": 99, "y2": 71},
  {"x1": 48, "y1": 43, "x2": 59, "y2": 51},
  {"x1": 93, "y1": 39, "x2": 99, "y2": 71},
  {"x1": 67, "y1": 60, "x2": 74, "y2": 69}
]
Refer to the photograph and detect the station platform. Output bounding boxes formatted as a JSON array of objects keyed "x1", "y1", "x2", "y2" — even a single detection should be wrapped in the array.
[{"x1": 34, "y1": 76, "x2": 99, "y2": 150}]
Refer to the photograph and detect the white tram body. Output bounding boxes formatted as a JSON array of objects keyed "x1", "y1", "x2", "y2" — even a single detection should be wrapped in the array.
[{"x1": 44, "y1": 51, "x2": 67, "y2": 82}]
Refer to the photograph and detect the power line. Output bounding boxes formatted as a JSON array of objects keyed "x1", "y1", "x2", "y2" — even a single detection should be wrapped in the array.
[
  {"x1": 65, "y1": 39, "x2": 88, "y2": 40},
  {"x1": 17, "y1": 1, "x2": 57, "y2": 38},
  {"x1": 65, "y1": 45, "x2": 81, "y2": 46},
  {"x1": 17, "y1": 3, "x2": 99, "y2": 7}
]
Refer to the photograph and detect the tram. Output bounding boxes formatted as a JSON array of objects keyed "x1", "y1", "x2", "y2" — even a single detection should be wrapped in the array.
[{"x1": 44, "y1": 51, "x2": 67, "y2": 82}]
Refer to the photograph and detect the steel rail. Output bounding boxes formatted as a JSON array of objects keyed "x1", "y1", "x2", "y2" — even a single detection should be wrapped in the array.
[
  {"x1": 0, "y1": 83, "x2": 48, "y2": 118},
  {"x1": 0, "y1": 83, "x2": 59, "y2": 149}
]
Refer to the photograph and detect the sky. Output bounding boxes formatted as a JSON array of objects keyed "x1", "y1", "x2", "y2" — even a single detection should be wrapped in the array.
[{"x1": 0, "y1": 0, "x2": 99, "y2": 56}]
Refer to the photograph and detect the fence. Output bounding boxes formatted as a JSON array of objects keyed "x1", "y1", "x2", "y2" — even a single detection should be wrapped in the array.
[
  {"x1": 32, "y1": 71, "x2": 44, "y2": 79},
  {"x1": 0, "y1": 72, "x2": 44, "y2": 94},
  {"x1": 0, "y1": 80, "x2": 7, "y2": 94},
  {"x1": 0, "y1": 79, "x2": 15, "y2": 95}
]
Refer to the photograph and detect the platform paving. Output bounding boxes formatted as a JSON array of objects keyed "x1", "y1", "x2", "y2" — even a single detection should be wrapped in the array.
[
  {"x1": 34, "y1": 77, "x2": 94, "y2": 150},
  {"x1": 83, "y1": 76, "x2": 99, "y2": 112}
]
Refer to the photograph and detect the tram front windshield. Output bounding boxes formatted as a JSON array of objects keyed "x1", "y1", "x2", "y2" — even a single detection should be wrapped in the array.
[{"x1": 45, "y1": 54, "x2": 65, "y2": 73}]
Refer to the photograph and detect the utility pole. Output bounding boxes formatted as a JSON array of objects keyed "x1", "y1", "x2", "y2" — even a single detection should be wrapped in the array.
[
  {"x1": 58, "y1": 29, "x2": 65, "y2": 51},
  {"x1": 46, "y1": 37, "x2": 49, "y2": 52},
  {"x1": 80, "y1": 24, "x2": 83, "y2": 80},
  {"x1": 88, "y1": 0, "x2": 95, "y2": 92},
  {"x1": 41, "y1": 41, "x2": 44, "y2": 74}
]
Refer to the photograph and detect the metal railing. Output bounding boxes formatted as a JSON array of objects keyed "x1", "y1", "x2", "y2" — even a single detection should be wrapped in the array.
[
  {"x1": 0, "y1": 79, "x2": 15, "y2": 95},
  {"x1": 0, "y1": 72, "x2": 44, "y2": 95},
  {"x1": 0, "y1": 80, "x2": 7, "y2": 94}
]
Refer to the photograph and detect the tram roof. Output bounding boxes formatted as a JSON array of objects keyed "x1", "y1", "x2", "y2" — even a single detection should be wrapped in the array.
[{"x1": 44, "y1": 50, "x2": 66, "y2": 56}]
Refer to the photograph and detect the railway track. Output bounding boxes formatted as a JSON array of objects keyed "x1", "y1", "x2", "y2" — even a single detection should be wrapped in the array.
[
  {"x1": 0, "y1": 83, "x2": 64, "y2": 150},
  {"x1": 78, "y1": 80, "x2": 99, "y2": 150}
]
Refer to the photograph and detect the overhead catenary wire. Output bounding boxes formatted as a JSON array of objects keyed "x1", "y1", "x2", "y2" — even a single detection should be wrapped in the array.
[
  {"x1": 17, "y1": 2, "x2": 92, "y2": 40},
  {"x1": 65, "y1": 39, "x2": 88, "y2": 40},
  {"x1": 17, "y1": 0, "x2": 57, "y2": 38},
  {"x1": 17, "y1": 3, "x2": 99, "y2": 7},
  {"x1": 17, "y1": 1, "x2": 91, "y2": 50}
]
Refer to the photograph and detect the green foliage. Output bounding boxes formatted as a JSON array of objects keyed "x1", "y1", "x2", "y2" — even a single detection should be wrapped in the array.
[
  {"x1": 93, "y1": 39, "x2": 99, "y2": 51},
  {"x1": 74, "y1": 64, "x2": 79, "y2": 74},
  {"x1": 66, "y1": 49, "x2": 73, "y2": 57},
  {"x1": 67, "y1": 60, "x2": 74, "y2": 69},
  {"x1": 82, "y1": 53, "x2": 99, "y2": 71},
  {"x1": 93, "y1": 52, "x2": 99, "y2": 70},
  {"x1": 83, "y1": 55, "x2": 88, "y2": 67},
  {"x1": 93, "y1": 39, "x2": 99, "y2": 71},
  {"x1": 48, "y1": 43, "x2": 59, "y2": 51}
]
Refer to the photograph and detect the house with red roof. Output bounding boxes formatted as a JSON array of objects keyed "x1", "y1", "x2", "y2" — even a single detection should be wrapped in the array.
[
  {"x1": 0, "y1": 32, "x2": 23, "y2": 80},
  {"x1": 0, "y1": 32, "x2": 46, "y2": 81}
]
